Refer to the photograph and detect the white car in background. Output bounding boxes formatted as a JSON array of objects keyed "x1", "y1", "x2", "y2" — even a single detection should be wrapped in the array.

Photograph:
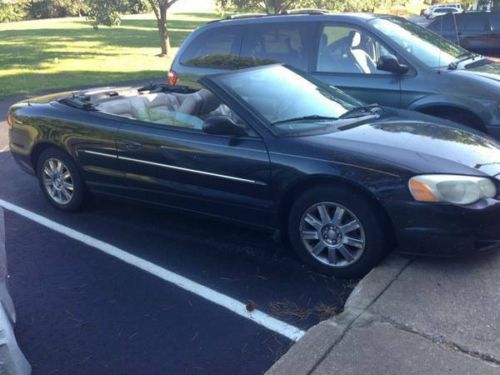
[
  {"x1": 424, "y1": 3, "x2": 463, "y2": 18},
  {"x1": 428, "y1": 6, "x2": 460, "y2": 19}
]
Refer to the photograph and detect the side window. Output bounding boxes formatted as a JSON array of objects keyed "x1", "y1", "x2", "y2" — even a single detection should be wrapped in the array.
[
  {"x1": 490, "y1": 13, "x2": 500, "y2": 31},
  {"x1": 240, "y1": 23, "x2": 309, "y2": 70},
  {"x1": 462, "y1": 14, "x2": 489, "y2": 32},
  {"x1": 317, "y1": 25, "x2": 399, "y2": 75},
  {"x1": 180, "y1": 27, "x2": 241, "y2": 68}
]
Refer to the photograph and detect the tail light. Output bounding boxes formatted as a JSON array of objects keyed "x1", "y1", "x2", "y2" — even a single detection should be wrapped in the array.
[
  {"x1": 6, "y1": 113, "x2": 13, "y2": 128},
  {"x1": 168, "y1": 70, "x2": 178, "y2": 86}
]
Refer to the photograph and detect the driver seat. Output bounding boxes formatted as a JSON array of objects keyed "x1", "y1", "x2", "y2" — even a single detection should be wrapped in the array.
[{"x1": 349, "y1": 31, "x2": 376, "y2": 74}]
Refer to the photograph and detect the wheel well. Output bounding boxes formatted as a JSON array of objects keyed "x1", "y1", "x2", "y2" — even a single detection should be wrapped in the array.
[
  {"x1": 30, "y1": 142, "x2": 65, "y2": 174},
  {"x1": 278, "y1": 176, "x2": 396, "y2": 245},
  {"x1": 418, "y1": 106, "x2": 486, "y2": 133}
]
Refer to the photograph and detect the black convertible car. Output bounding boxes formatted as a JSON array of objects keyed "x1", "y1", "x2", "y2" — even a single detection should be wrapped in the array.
[{"x1": 7, "y1": 65, "x2": 500, "y2": 278}]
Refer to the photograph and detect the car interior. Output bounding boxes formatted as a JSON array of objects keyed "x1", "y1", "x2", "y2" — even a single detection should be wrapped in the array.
[
  {"x1": 317, "y1": 29, "x2": 388, "y2": 74},
  {"x1": 92, "y1": 88, "x2": 242, "y2": 130}
]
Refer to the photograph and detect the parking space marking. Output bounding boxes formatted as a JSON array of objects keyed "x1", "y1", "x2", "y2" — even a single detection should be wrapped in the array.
[
  {"x1": 0, "y1": 198, "x2": 305, "y2": 341},
  {"x1": 0, "y1": 146, "x2": 8, "y2": 153}
]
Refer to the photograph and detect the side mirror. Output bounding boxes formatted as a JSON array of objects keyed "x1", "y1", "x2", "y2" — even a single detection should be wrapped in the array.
[
  {"x1": 202, "y1": 116, "x2": 247, "y2": 137},
  {"x1": 377, "y1": 54, "x2": 409, "y2": 74}
]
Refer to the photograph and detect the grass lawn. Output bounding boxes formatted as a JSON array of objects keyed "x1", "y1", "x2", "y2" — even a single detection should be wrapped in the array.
[{"x1": 0, "y1": 12, "x2": 217, "y2": 99}]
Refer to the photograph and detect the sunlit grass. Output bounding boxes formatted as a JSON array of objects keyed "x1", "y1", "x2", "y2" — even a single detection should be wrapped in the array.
[{"x1": 0, "y1": 12, "x2": 217, "y2": 98}]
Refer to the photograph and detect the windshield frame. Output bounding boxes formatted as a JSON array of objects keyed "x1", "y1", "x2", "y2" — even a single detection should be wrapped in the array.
[
  {"x1": 202, "y1": 64, "x2": 363, "y2": 136},
  {"x1": 369, "y1": 16, "x2": 470, "y2": 70}
]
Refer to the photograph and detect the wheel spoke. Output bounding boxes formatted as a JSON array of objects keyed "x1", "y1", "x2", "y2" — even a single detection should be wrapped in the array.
[
  {"x1": 332, "y1": 207, "x2": 345, "y2": 225},
  {"x1": 317, "y1": 204, "x2": 331, "y2": 224},
  {"x1": 43, "y1": 167, "x2": 52, "y2": 178},
  {"x1": 304, "y1": 214, "x2": 322, "y2": 230},
  {"x1": 344, "y1": 236, "x2": 364, "y2": 248},
  {"x1": 341, "y1": 220, "x2": 360, "y2": 234},
  {"x1": 63, "y1": 182, "x2": 74, "y2": 191},
  {"x1": 311, "y1": 241, "x2": 326, "y2": 256},
  {"x1": 62, "y1": 171, "x2": 71, "y2": 180},
  {"x1": 337, "y1": 245, "x2": 355, "y2": 261},
  {"x1": 61, "y1": 187, "x2": 71, "y2": 201},
  {"x1": 56, "y1": 160, "x2": 63, "y2": 173},
  {"x1": 302, "y1": 231, "x2": 319, "y2": 240},
  {"x1": 48, "y1": 160, "x2": 56, "y2": 172},
  {"x1": 328, "y1": 247, "x2": 338, "y2": 264}
]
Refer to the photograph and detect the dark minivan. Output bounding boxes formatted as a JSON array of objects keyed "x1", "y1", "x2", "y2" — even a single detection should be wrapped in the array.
[
  {"x1": 170, "y1": 11, "x2": 500, "y2": 138},
  {"x1": 427, "y1": 11, "x2": 500, "y2": 55}
]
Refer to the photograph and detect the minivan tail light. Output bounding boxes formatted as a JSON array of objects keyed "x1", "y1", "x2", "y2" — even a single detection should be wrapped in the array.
[{"x1": 168, "y1": 70, "x2": 178, "y2": 86}]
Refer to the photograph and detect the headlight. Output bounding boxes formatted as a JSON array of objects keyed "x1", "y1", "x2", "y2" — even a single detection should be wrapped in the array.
[{"x1": 409, "y1": 175, "x2": 496, "y2": 205}]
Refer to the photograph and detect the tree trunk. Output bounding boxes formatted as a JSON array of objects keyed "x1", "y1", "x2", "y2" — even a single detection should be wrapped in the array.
[{"x1": 157, "y1": 5, "x2": 171, "y2": 56}]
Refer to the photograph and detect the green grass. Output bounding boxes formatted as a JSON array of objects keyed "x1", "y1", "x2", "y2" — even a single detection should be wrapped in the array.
[{"x1": 0, "y1": 12, "x2": 217, "y2": 99}]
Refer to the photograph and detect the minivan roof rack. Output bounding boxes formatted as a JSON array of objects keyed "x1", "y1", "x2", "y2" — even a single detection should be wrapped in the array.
[
  {"x1": 279, "y1": 9, "x2": 329, "y2": 15},
  {"x1": 227, "y1": 13, "x2": 267, "y2": 20}
]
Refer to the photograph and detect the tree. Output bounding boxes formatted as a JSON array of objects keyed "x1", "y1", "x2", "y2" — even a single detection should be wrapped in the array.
[{"x1": 147, "y1": 0, "x2": 180, "y2": 56}]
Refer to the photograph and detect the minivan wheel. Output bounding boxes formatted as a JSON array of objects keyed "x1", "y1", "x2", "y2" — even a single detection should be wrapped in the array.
[
  {"x1": 288, "y1": 185, "x2": 390, "y2": 278},
  {"x1": 36, "y1": 148, "x2": 86, "y2": 212}
]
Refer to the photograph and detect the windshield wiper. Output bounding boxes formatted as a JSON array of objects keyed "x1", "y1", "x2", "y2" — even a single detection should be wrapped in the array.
[
  {"x1": 338, "y1": 104, "x2": 383, "y2": 119},
  {"x1": 271, "y1": 115, "x2": 337, "y2": 125},
  {"x1": 448, "y1": 52, "x2": 481, "y2": 70}
]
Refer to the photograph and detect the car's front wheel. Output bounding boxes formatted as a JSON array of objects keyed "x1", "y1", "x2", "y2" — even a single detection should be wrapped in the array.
[
  {"x1": 288, "y1": 185, "x2": 390, "y2": 278},
  {"x1": 36, "y1": 148, "x2": 86, "y2": 212}
]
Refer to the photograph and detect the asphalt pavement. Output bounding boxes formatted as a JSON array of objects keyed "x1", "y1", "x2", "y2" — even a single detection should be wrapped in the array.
[{"x1": 0, "y1": 96, "x2": 354, "y2": 374}]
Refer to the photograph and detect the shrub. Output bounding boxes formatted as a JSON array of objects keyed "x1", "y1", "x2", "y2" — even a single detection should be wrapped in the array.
[{"x1": 0, "y1": 0, "x2": 29, "y2": 23}]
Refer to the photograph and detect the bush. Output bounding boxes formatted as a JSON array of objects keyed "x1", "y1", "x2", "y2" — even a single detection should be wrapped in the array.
[
  {"x1": 86, "y1": 0, "x2": 121, "y2": 29},
  {"x1": 0, "y1": 0, "x2": 29, "y2": 23}
]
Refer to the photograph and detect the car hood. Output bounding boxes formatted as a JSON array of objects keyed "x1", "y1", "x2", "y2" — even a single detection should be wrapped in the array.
[
  {"x1": 307, "y1": 118, "x2": 500, "y2": 177},
  {"x1": 451, "y1": 61, "x2": 500, "y2": 89},
  {"x1": 466, "y1": 61, "x2": 500, "y2": 83}
]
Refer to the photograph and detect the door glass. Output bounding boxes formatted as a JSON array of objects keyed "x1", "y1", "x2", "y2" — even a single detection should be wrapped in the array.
[
  {"x1": 316, "y1": 25, "x2": 393, "y2": 74},
  {"x1": 240, "y1": 23, "x2": 309, "y2": 70},
  {"x1": 462, "y1": 13, "x2": 488, "y2": 32},
  {"x1": 180, "y1": 27, "x2": 241, "y2": 68}
]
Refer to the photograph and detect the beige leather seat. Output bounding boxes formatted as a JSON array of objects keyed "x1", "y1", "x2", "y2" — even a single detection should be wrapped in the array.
[{"x1": 96, "y1": 90, "x2": 222, "y2": 129}]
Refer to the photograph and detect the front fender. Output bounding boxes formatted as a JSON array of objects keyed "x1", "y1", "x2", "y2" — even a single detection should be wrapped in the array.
[{"x1": 407, "y1": 94, "x2": 491, "y2": 125}]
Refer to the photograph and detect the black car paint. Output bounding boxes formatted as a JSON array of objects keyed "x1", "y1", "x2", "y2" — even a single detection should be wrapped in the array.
[{"x1": 8, "y1": 67, "x2": 500, "y2": 257}]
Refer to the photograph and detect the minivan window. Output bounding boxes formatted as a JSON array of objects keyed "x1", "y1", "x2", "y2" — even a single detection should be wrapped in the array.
[
  {"x1": 461, "y1": 13, "x2": 488, "y2": 32},
  {"x1": 490, "y1": 12, "x2": 500, "y2": 31},
  {"x1": 180, "y1": 27, "x2": 241, "y2": 69},
  {"x1": 370, "y1": 17, "x2": 466, "y2": 68},
  {"x1": 317, "y1": 25, "x2": 393, "y2": 74},
  {"x1": 240, "y1": 23, "x2": 310, "y2": 70}
]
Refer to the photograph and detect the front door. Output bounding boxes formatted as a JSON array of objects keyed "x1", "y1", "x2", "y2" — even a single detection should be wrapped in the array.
[
  {"x1": 312, "y1": 23, "x2": 402, "y2": 107},
  {"x1": 114, "y1": 116, "x2": 274, "y2": 227}
]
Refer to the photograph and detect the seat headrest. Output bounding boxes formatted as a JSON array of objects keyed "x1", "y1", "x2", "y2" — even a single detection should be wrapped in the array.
[
  {"x1": 349, "y1": 31, "x2": 361, "y2": 48},
  {"x1": 197, "y1": 89, "x2": 220, "y2": 115}
]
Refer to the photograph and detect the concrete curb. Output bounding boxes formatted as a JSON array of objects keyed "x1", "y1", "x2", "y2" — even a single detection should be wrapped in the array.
[{"x1": 266, "y1": 253, "x2": 411, "y2": 375}]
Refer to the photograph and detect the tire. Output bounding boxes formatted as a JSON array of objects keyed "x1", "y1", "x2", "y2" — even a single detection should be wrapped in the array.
[
  {"x1": 287, "y1": 185, "x2": 390, "y2": 278},
  {"x1": 36, "y1": 148, "x2": 86, "y2": 212}
]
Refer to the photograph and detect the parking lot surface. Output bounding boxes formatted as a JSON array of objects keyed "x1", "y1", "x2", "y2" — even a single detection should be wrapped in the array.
[{"x1": 0, "y1": 99, "x2": 354, "y2": 373}]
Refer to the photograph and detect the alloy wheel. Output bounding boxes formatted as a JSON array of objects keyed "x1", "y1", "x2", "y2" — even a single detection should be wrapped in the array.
[
  {"x1": 299, "y1": 202, "x2": 366, "y2": 267},
  {"x1": 42, "y1": 158, "x2": 74, "y2": 205}
]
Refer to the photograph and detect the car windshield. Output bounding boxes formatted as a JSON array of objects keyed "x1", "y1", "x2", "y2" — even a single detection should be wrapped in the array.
[
  {"x1": 370, "y1": 17, "x2": 467, "y2": 68},
  {"x1": 211, "y1": 65, "x2": 361, "y2": 133}
]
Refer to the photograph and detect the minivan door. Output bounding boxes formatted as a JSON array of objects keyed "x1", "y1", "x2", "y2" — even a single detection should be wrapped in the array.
[{"x1": 312, "y1": 23, "x2": 402, "y2": 107}]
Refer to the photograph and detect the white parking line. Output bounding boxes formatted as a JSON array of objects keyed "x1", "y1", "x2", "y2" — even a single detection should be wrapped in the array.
[
  {"x1": 0, "y1": 146, "x2": 8, "y2": 152},
  {"x1": 0, "y1": 198, "x2": 305, "y2": 341}
]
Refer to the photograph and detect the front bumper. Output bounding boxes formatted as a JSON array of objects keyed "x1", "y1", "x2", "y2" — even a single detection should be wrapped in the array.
[{"x1": 384, "y1": 198, "x2": 500, "y2": 257}]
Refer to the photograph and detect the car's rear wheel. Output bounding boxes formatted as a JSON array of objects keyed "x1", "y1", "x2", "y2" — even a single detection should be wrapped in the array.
[
  {"x1": 36, "y1": 148, "x2": 86, "y2": 211},
  {"x1": 288, "y1": 185, "x2": 390, "y2": 278}
]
